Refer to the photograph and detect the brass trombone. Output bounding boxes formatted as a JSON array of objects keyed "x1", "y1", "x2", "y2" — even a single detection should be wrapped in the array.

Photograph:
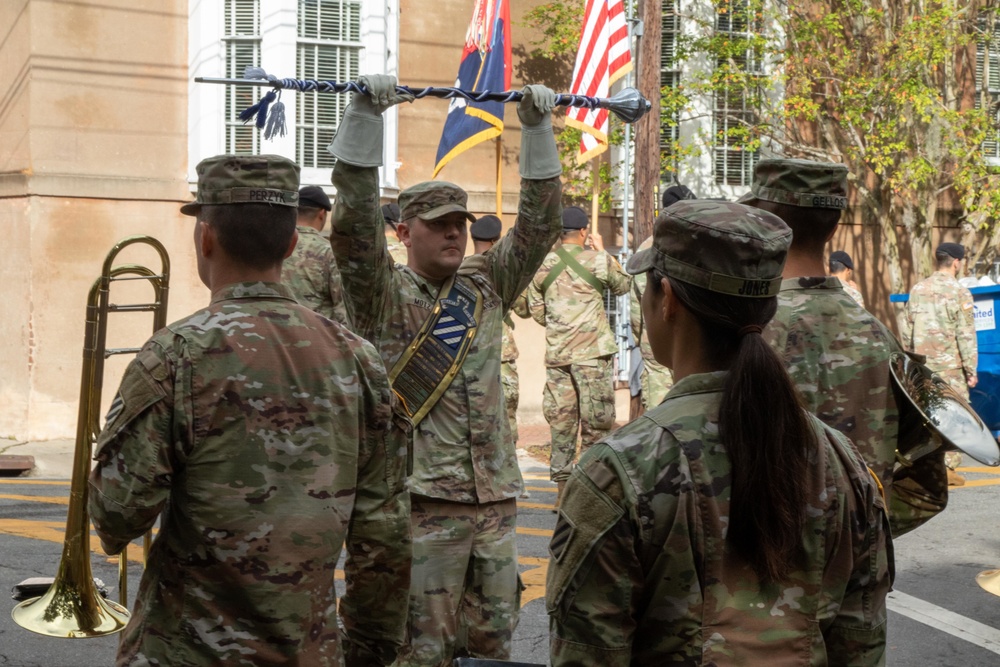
[{"x1": 11, "y1": 235, "x2": 170, "y2": 638}]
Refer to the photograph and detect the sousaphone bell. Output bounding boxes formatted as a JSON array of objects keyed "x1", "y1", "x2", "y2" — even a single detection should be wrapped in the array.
[{"x1": 889, "y1": 351, "x2": 1000, "y2": 468}]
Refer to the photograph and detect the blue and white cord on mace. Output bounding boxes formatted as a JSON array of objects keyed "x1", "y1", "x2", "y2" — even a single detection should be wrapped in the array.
[{"x1": 195, "y1": 67, "x2": 652, "y2": 139}]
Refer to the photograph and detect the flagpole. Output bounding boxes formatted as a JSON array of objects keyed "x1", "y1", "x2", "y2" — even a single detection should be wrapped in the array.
[
  {"x1": 496, "y1": 137, "x2": 503, "y2": 216},
  {"x1": 615, "y1": 6, "x2": 639, "y2": 385},
  {"x1": 591, "y1": 161, "x2": 600, "y2": 237}
]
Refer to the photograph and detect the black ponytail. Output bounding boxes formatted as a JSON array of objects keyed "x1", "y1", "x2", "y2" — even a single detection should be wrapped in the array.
[{"x1": 653, "y1": 271, "x2": 813, "y2": 583}]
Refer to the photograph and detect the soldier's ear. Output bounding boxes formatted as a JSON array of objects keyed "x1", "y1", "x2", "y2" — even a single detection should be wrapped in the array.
[
  {"x1": 660, "y1": 276, "x2": 677, "y2": 322},
  {"x1": 197, "y1": 220, "x2": 215, "y2": 258},
  {"x1": 397, "y1": 221, "x2": 412, "y2": 248}
]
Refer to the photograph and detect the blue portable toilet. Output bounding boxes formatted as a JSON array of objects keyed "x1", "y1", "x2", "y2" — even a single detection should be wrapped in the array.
[{"x1": 891, "y1": 285, "x2": 1000, "y2": 437}]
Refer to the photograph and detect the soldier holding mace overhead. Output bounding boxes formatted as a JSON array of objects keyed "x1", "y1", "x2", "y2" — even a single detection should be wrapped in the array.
[{"x1": 327, "y1": 75, "x2": 563, "y2": 666}]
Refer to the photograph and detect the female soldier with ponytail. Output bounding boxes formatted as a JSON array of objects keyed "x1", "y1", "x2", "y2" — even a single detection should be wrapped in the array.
[{"x1": 545, "y1": 200, "x2": 891, "y2": 666}]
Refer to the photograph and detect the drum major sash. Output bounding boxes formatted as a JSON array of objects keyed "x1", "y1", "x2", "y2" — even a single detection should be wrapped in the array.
[{"x1": 389, "y1": 276, "x2": 484, "y2": 427}]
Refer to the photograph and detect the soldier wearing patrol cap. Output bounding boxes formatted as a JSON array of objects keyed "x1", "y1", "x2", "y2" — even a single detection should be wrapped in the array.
[
  {"x1": 742, "y1": 157, "x2": 946, "y2": 535},
  {"x1": 524, "y1": 205, "x2": 631, "y2": 507},
  {"x1": 905, "y1": 242, "x2": 979, "y2": 480},
  {"x1": 282, "y1": 184, "x2": 350, "y2": 324},
  {"x1": 547, "y1": 199, "x2": 890, "y2": 664},
  {"x1": 89, "y1": 154, "x2": 411, "y2": 666},
  {"x1": 327, "y1": 74, "x2": 563, "y2": 665}
]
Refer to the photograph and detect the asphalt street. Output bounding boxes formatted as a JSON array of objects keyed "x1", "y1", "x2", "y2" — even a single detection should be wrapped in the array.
[{"x1": 1, "y1": 462, "x2": 1000, "y2": 666}]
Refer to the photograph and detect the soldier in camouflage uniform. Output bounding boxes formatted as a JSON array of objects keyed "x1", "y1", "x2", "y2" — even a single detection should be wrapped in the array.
[
  {"x1": 829, "y1": 249, "x2": 866, "y2": 308},
  {"x1": 89, "y1": 154, "x2": 411, "y2": 666},
  {"x1": 526, "y1": 206, "x2": 631, "y2": 500},
  {"x1": 470, "y1": 214, "x2": 525, "y2": 445},
  {"x1": 905, "y1": 242, "x2": 979, "y2": 477},
  {"x1": 282, "y1": 185, "x2": 350, "y2": 324},
  {"x1": 547, "y1": 200, "x2": 891, "y2": 665},
  {"x1": 382, "y1": 202, "x2": 410, "y2": 265},
  {"x1": 740, "y1": 157, "x2": 946, "y2": 536},
  {"x1": 326, "y1": 75, "x2": 563, "y2": 666}
]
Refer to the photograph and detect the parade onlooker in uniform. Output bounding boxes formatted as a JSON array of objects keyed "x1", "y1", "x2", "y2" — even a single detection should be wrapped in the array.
[
  {"x1": 89, "y1": 154, "x2": 411, "y2": 666},
  {"x1": 628, "y1": 185, "x2": 692, "y2": 411},
  {"x1": 546, "y1": 200, "x2": 891, "y2": 665},
  {"x1": 327, "y1": 75, "x2": 563, "y2": 666},
  {"x1": 469, "y1": 214, "x2": 526, "y2": 447},
  {"x1": 829, "y1": 249, "x2": 865, "y2": 308},
  {"x1": 382, "y1": 202, "x2": 409, "y2": 265},
  {"x1": 743, "y1": 158, "x2": 946, "y2": 535},
  {"x1": 282, "y1": 185, "x2": 349, "y2": 324},
  {"x1": 905, "y1": 242, "x2": 979, "y2": 483},
  {"x1": 525, "y1": 206, "x2": 631, "y2": 505}
]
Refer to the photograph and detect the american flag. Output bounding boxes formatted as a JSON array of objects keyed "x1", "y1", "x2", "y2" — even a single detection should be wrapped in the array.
[{"x1": 566, "y1": 0, "x2": 633, "y2": 164}]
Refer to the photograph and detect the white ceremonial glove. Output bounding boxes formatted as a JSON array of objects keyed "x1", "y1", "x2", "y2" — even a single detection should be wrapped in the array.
[
  {"x1": 327, "y1": 74, "x2": 414, "y2": 168},
  {"x1": 518, "y1": 85, "x2": 561, "y2": 180}
]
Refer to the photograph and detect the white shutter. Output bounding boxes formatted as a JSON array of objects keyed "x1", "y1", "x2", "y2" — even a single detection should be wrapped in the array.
[
  {"x1": 713, "y1": 0, "x2": 760, "y2": 186},
  {"x1": 297, "y1": 0, "x2": 363, "y2": 169},
  {"x1": 977, "y1": 14, "x2": 1000, "y2": 161},
  {"x1": 661, "y1": 1, "x2": 683, "y2": 168},
  {"x1": 224, "y1": 0, "x2": 261, "y2": 155}
]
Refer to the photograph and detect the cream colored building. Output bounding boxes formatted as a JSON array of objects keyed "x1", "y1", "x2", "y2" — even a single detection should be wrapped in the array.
[{"x1": 1, "y1": 0, "x2": 560, "y2": 441}]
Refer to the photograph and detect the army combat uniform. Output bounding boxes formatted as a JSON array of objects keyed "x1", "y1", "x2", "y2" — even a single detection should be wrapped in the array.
[
  {"x1": 905, "y1": 270, "x2": 978, "y2": 397},
  {"x1": 527, "y1": 236, "x2": 632, "y2": 483},
  {"x1": 283, "y1": 224, "x2": 350, "y2": 324},
  {"x1": 547, "y1": 372, "x2": 892, "y2": 665},
  {"x1": 765, "y1": 276, "x2": 906, "y2": 522},
  {"x1": 629, "y1": 235, "x2": 673, "y2": 410},
  {"x1": 745, "y1": 158, "x2": 944, "y2": 536},
  {"x1": 330, "y1": 163, "x2": 562, "y2": 665},
  {"x1": 89, "y1": 282, "x2": 410, "y2": 666}
]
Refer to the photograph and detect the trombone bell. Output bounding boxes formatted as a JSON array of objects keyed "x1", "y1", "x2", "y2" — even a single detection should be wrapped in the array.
[{"x1": 11, "y1": 579, "x2": 129, "y2": 638}]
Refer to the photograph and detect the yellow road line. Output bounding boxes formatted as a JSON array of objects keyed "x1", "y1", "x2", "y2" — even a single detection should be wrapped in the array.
[
  {"x1": 0, "y1": 519, "x2": 553, "y2": 609},
  {"x1": 525, "y1": 486, "x2": 555, "y2": 493},
  {"x1": 518, "y1": 501, "x2": 555, "y2": 511},
  {"x1": 517, "y1": 526, "x2": 554, "y2": 537},
  {"x1": 522, "y1": 474, "x2": 551, "y2": 481},
  {"x1": 0, "y1": 494, "x2": 68, "y2": 505},
  {"x1": 957, "y1": 467, "x2": 1000, "y2": 475},
  {"x1": 0, "y1": 479, "x2": 70, "y2": 486},
  {"x1": 0, "y1": 519, "x2": 144, "y2": 564},
  {"x1": 953, "y1": 478, "x2": 1000, "y2": 489}
]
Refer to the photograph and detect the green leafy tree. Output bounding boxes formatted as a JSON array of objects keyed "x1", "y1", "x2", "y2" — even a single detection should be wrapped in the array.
[{"x1": 663, "y1": 0, "x2": 1000, "y2": 305}]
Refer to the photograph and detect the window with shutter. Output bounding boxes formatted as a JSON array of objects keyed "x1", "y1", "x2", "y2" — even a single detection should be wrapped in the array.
[
  {"x1": 712, "y1": 0, "x2": 761, "y2": 186},
  {"x1": 189, "y1": 0, "x2": 395, "y2": 189},
  {"x1": 661, "y1": 1, "x2": 681, "y2": 171},
  {"x1": 223, "y1": 0, "x2": 261, "y2": 156},
  {"x1": 297, "y1": 0, "x2": 363, "y2": 169},
  {"x1": 977, "y1": 13, "x2": 1000, "y2": 165}
]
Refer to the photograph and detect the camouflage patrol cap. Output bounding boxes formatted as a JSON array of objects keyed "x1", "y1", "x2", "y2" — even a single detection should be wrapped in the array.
[
  {"x1": 181, "y1": 154, "x2": 300, "y2": 216},
  {"x1": 399, "y1": 181, "x2": 476, "y2": 224},
  {"x1": 738, "y1": 158, "x2": 849, "y2": 210},
  {"x1": 626, "y1": 200, "x2": 791, "y2": 298}
]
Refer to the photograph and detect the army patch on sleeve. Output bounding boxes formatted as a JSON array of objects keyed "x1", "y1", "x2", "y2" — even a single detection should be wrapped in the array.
[
  {"x1": 104, "y1": 393, "x2": 125, "y2": 426},
  {"x1": 549, "y1": 510, "x2": 577, "y2": 563}
]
